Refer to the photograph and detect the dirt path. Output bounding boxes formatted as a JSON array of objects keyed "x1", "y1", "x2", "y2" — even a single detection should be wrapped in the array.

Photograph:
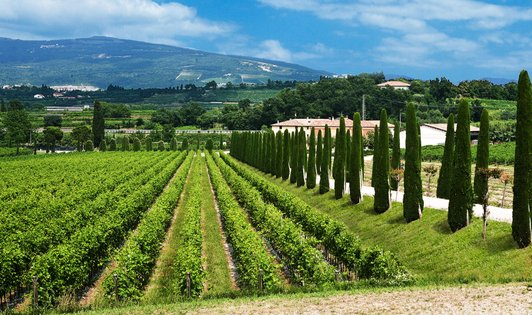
[{"x1": 189, "y1": 284, "x2": 532, "y2": 314}]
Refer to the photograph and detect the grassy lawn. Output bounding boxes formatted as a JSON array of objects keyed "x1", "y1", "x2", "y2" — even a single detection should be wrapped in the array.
[{"x1": 256, "y1": 172, "x2": 532, "y2": 284}]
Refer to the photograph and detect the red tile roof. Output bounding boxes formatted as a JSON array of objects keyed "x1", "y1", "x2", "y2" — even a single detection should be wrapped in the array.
[
  {"x1": 272, "y1": 118, "x2": 392, "y2": 128},
  {"x1": 377, "y1": 80, "x2": 411, "y2": 88}
]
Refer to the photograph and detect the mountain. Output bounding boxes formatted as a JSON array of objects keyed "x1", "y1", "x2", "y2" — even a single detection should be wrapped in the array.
[
  {"x1": 0, "y1": 36, "x2": 331, "y2": 88},
  {"x1": 481, "y1": 77, "x2": 516, "y2": 85}
]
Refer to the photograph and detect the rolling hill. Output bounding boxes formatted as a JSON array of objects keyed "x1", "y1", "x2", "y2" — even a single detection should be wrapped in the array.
[{"x1": 0, "y1": 36, "x2": 330, "y2": 88}]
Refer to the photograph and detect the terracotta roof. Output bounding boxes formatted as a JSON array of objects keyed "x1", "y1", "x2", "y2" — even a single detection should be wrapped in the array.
[
  {"x1": 272, "y1": 118, "x2": 393, "y2": 128},
  {"x1": 377, "y1": 80, "x2": 411, "y2": 88},
  {"x1": 424, "y1": 123, "x2": 480, "y2": 132}
]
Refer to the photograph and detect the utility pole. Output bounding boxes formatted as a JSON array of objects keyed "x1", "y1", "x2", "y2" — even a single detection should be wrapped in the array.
[{"x1": 362, "y1": 94, "x2": 366, "y2": 120}]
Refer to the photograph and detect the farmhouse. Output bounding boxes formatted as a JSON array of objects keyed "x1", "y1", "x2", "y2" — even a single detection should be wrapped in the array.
[
  {"x1": 377, "y1": 80, "x2": 411, "y2": 90},
  {"x1": 271, "y1": 118, "x2": 392, "y2": 137},
  {"x1": 399, "y1": 123, "x2": 480, "y2": 148}
]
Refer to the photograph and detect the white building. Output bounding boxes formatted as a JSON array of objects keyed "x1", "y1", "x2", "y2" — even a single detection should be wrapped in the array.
[
  {"x1": 399, "y1": 123, "x2": 480, "y2": 148},
  {"x1": 377, "y1": 80, "x2": 411, "y2": 90},
  {"x1": 33, "y1": 94, "x2": 45, "y2": 99}
]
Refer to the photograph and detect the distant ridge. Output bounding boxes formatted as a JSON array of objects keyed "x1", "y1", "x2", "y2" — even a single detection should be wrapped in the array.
[
  {"x1": 481, "y1": 77, "x2": 516, "y2": 85},
  {"x1": 0, "y1": 36, "x2": 331, "y2": 88}
]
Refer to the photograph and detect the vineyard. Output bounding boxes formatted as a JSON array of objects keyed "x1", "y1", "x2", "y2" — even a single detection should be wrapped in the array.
[{"x1": 0, "y1": 150, "x2": 410, "y2": 312}]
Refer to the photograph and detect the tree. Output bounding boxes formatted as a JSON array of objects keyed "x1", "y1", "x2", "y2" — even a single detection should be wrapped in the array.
[
  {"x1": 276, "y1": 131, "x2": 283, "y2": 178},
  {"x1": 158, "y1": 141, "x2": 166, "y2": 151},
  {"x1": 423, "y1": 164, "x2": 439, "y2": 195},
  {"x1": 436, "y1": 114, "x2": 455, "y2": 199},
  {"x1": 109, "y1": 138, "x2": 117, "y2": 151},
  {"x1": 512, "y1": 70, "x2": 532, "y2": 248},
  {"x1": 326, "y1": 126, "x2": 332, "y2": 171},
  {"x1": 403, "y1": 103, "x2": 424, "y2": 222},
  {"x1": 181, "y1": 138, "x2": 188, "y2": 150},
  {"x1": 334, "y1": 117, "x2": 346, "y2": 199},
  {"x1": 170, "y1": 137, "x2": 178, "y2": 151},
  {"x1": 391, "y1": 123, "x2": 401, "y2": 190},
  {"x1": 296, "y1": 128, "x2": 305, "y2": 187},
  {"x1": 206, "y1": 139, "x2": 214, "y2": 152},
  {"x1": 133, "y1": 138, "x2": 141, "y2": 151},
  {"x1": 145, "y1": 138, "x2": 153, "y2": 151},
  {"x1": 43, "y1": 126, "x2": 63, "y2": 153},
  {"x1": 350, "y1": 112, "x2": 363, "y2": 204},
  {"x1": 316, "y1": 130, "x2": 323, "y2": 175},
  {"x1": 290, "y1": 132, "x2": 297, "y2": 184},
  {"x1": 448, "y1": 99, "x2": 473, "y2": 232},
  {"x1": 2, "y1": 100, "x2": 32, "y2": 154},
  {"x1": 270, "y1": 132, "x2": 277, "y2": 175},
  {"x1": 474, "y1": 109, "x2": 490, "y2": 204},
  {"x1": 85, "y1": 140, "x2": 94, "y2": 151},
  {"x1": 0, "y1": 99, "x2": 6, "y2": 112},
  {"x1": 345, "y1": 131, "x2": 351, "y2": 182},
  {"x1": 307, "y1": 127, "x2": 317, "y2": 189},
  {"x1": 282, "y1": 130, "x2": 290, "y2": 180},
  {"x1": 100, "y1": 139, "x2": 107, "y2": 152},
  {"x1": 92, "y1": 101, "x2": 105, "y2": 148},
  {"x1": 374, "y1": 110, "x2": 390, "y2": 213},
  {"x1": 121, "y1": 136, "x2": 130, "y2": 151},
  {"x1": 44, "y1": 115, "x2": 62, "y2": 127},
  {"x1": 71, "y1": 125, "x2": 91, "y2": 152},
  {"x1": 371, "y1": 126, "x2": 379, "y2": 187},
  {"x1": 319, "y1": 125, "x2": 330, "y2": 194}
]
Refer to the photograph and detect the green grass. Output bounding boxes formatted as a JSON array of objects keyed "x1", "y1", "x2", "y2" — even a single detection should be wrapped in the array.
[
  {"x1": 255, "y1": 173, "x2": 532, "y2": 284},
  {"x1": 199, "y1": 155, "x2": 234, "y2": 295}
]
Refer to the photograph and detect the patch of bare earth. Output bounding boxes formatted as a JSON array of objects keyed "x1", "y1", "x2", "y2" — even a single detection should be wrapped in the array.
[{"x1": 186, "y1": 284, "x2": 531, "y2": 314}]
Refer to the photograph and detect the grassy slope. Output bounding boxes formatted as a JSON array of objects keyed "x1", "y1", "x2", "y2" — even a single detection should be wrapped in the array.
[
  {"x1": 199, "y1": 155, "x2": 234, "y2": 295},
  {"x1": 251, "y1": 169, "x2": 532, "y2": 284}
]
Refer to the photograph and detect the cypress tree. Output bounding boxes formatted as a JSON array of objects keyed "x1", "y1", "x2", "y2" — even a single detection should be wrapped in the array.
[
  {"x1": 373, "y1": 110, "x2": 390, "y2": 213},
  {"x1": 92, "y1": 101, "x2": 105, "y2": 148},
  {"x1": 206, "y1": 139, "x2": 213, "y2": 152},
  {"x1": 303, "y1": 131, "x2": 308, "y2": 172},
  {"x1": 436, "y1": 114, "x2": 455, "y2": 199},
  {"x1": 85, "y1": 140, "x2": 94, "y2": 151},
  {"x1": 109, "y1": 138, "x2": 117, "y2": 151},
  {"x1": 158, "y1": 141, "x2": 165, "y2": 151},
  {"x1": 474, "y1": 109, "x2": 490, "y2": 204},
  {"x1": 296, "y1": 128, "x2": 305, "y2": 187},
  {"x1": 448, "y1": 99, "x2": 473, "y2": 232},
  {"x1": 391, "y1": 123, "x2": 401, "y2": 190},
  {"x1": 334, "y1": 117, "x2": 346, "y2": 199},
  {"x1": 319, "y1": 125, "x2": 330, "y2": 194},
  {"x1": 307, "y1": 127, "x2": 317, "y2": 189},
  {"x1": 282, "y1": 130, "x2": 290, "y2": 180},
  {"x1": 133, "y1": 137, "x2": 141, "y2": 151},
  {"x1": 99, "y1": 139, "x2": 107, "y2": 152},
  {"x1": 371, "y1": 126, "x2": 379, "y2": 187},
  {"x1": 512, "y1": 70, "x2": 532, "y2": 248},
  {"x1": 316, "y1": 130, "x2": 323, "y2": 175},
  {"x1": 271, "y1": 132, "x2": 277, "y2": 176},
  {"x1": 181, "y1": 138, "x2": 188, "y2": 150},
  {"x1": 121, "y1": 136, "x2": 129, "y2": 151},
  {"x1": 326, "y1": 126, "x2": 332, "y2": 171},
  {"x1": 170, "y1": 137, "x2": 178, "y2": 151},
  {"x1": 403, "y1": 103, "x2": 423, "y2": 222},
  {"x1": 276, "y1": 131, "x2": 283, "y2": 178},
  {"x1": 346, "y1": 131, "x2": 351, "y2": 183},
  {"x1": 290, "y1": 132, "x2": 297, "y2": 183},
  {"x1": 350, "y1": 112, "x2": 362, "y2": 204}
]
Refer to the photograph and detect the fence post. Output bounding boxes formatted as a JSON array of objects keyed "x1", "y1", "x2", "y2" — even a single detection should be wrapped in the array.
[
  {"x1": 258, "y1": 269, "x2": 264, "y2": 292},
  {"x1": 32, "y1": 276, "x2": 38, "y2": 309},
  {"x1": 113, "y1": 273, "x2": 118, "y2": 302},
  {"x1": 335, "y1": 270, "x2": 339, "y2": 282},
  {"x1": 186, "y1": 272, "x2": 191, "y2": 298}
]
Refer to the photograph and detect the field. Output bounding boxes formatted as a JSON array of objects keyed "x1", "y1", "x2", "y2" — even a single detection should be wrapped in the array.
[{"x1": 1, "y1": 148, "x2": 530, "y2": 313}]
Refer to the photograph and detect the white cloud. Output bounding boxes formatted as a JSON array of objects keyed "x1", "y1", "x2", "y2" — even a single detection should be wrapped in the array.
[
  {"x1": 256, "y1": 40, "x2": 293, "y2": 61},
  {"x1": 0, "y1": 0, "x2": 233, "y2": 44}
]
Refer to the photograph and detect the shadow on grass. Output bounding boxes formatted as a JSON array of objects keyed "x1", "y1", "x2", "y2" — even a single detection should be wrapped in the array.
[
  {"x1": 432, "y1": 220, "x2": 452, "y2": 235},
  {"x1": 485, "y1": 233, "x2": 518, "y2": 253},
  {"x1": 387, "y1": 215, "x2": 406, "y2": 225}
]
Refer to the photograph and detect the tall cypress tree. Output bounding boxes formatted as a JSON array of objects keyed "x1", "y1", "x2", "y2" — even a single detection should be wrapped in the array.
[
  {"x1": 371, "y1": 126, "x2": 379, "y2": 187},
  {"x1": 474, "y1": 109, "x2": 490, "y2": 204},
  {"x1": 92, "y1": 101, "x2": 105, "y2": 148},
  {"x1": 297, "y1": 128, "x2": 306, "y2": 187},
  {"x1": 290, "y1": 131, "x2": 298, "y2": 183},
  {"x1": 436, "y1": 114, "x2": 455, "y2": 199},
  {"x1": 350, "y1": 113, "x2": 362, "y2": 204},
  {"x1": 307, "y1": 127, "x2": 317, "y2": 189},
  {"x1": 282, "y1": 130, "x2": 290, "y2": 180},
  {"x1": 346, "y1": 131, "x2": 351, "y2": 183},
  {"x1": 391, "y1": 123, "x2": 401, "y2": 190},
  {"x1": 326, "y1": 126, "x2": 332, "y2": 171},
  {"x1": 403, "y1": 103, "x2": 423, "y2": 222},
  {"x1": 374, "y1": 110, "x2": 390, "y2": 213},
  {"x1": 319, "y1": 125, "x2": 330, "y2": 194},
  {"x1": 316, "y1": 130, "x2": 323, "y2": 175},
  {"x1": 512, "y1": 70, "x2": 532, "y2": 248},
  {"x1": 334, "y1": 117, "x2": 346, "y2": 199},
  {"x1": 448, "y1": 99, "x2": 473, "y2": 232},
  {"x1": 271, "y1": 132, "x2": 277, "y2": 176},
  {"x1": 276, "y1": 131, "x2": 283, "y2": 178}
]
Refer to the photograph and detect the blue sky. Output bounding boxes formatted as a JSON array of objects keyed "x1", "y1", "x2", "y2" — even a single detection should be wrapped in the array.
[{"x1": 1, "y1": 0, "x2": 532, "y2": 81}]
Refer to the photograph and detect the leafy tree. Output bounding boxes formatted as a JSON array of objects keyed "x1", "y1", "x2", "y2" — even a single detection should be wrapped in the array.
[
  {"x1": 350, "y1": 112, "x2": 362, "y2": 204},
  {"x1": 85, "y1": 140, "x2": 94, "y2": 151},
  {"x1": 0, "y1": 99, "x2": 6, "y2": 112},
  {"x1": 109, "y1": 138, "x2": 117, "y2": 151},
  {"x1": 316, "y1": 130, "x2": 323, "y2": 175},
  {"x1": 436, "y1": 114, "x2": 455, "y2": 199},
  {"x1": 2, "y1": 100, "x2": 32, "y2": 154},
  {"x1": 403, "y1": 103, "x2": 423, "y2": 222},
  {"x1": 307, "y1": 127, "x2": 317, "y2": 189},
  {"x1": 133, "y1": 138, "x2": 141, "y2": 151},
  {"x1": 282, "y1": 129, "x2": 290, "y2": 180},
  {"x1": 512, "y1": 70, "x2": 532, "y2": 248},
  {"x1": 43, "y1": 126, "x2": 63, "y2": 153},
  {"x1": 391, "y1": 123, "x2": 401, "y2": 190},
  {"x1": 206, "y1": 139, "x2": 214, "y2": 152},
  {"x1": 373, "y1": 110, "x2": 390, "y2": 213},
  {"x1": 319, "y1": 125, "x2": 330, "y2": 194},
  {"x1": 448, "y1": 99, "x2": 473, "y2": 232},
  {"x1": 474, "y1": 109, "x2": 490, "y2": 204},
  {"x1": 275, "y1": 131, "x2": 283, "y2": 178},
  {"x1": 100, "y1": 139, "x2": 107, "y2": 152},
  {"x1": 334, "y1": 117, "x2": 346, "y2": 199},
  {"x1": 92, "y1": 101, "x2": 105, "y2": 148},
  {"x1": 71, "y1": 125, "x2": 91, "y2": 152},
  {"x1": 44, "y1": 115, "x2": 62, "y2": 127}
]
